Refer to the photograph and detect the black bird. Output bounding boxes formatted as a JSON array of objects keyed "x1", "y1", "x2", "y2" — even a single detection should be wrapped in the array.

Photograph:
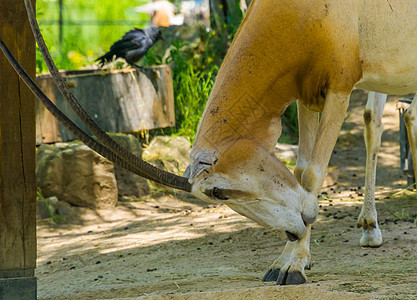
[{"x1": 96, "y1": 26, "x2": 162, "y2": 68}]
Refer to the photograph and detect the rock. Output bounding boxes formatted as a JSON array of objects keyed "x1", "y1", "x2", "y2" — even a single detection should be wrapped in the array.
[
  {"x1": 46, "y1": 196, "x2": 59, "y2": 208},
  {"x1": 143, "y1": 136, "x2": 191, "y2": 176},
  {"x1": 37, "y1": 142, "x2": 118, "y2": 209},
  {"x1": 108, "y1": 133, "x2": 150, "y2": 198},
  {"x1": 36, "y1": 196, "x2": 75, "y2": 221},
  {"x1": 36, "y1": 200, "x2": 51, "y2": 219},
  {"x1": 48, "y1": 196, "x2": 73, "y2": 216}
]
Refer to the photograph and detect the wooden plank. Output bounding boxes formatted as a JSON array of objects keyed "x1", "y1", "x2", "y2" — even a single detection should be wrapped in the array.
[
  {"x1": 0, "y1": 0, "x2": 37, "y2": 283},
  {"x1": 35, "y1": 66, "x2": 175, "y2": 144},
  {"x1": 141, "y1": 66, "x2": 176, "y2": 130},
  {"x1": 36, "y1": 77, "x2": 60, "y2": 144},
  {"x1": 0, "y1": 277, "x2": 37, "y2": 299}
]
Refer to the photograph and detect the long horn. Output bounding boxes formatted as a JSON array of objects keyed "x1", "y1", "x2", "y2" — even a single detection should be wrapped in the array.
[{"x1": 0, "y1": 38, "x2": 192, "y2": 192}]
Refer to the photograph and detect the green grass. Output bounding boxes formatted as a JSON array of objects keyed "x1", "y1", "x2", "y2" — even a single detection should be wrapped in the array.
[
  {"x1": 35, "y1": 1, "x2": 299, "y2": 141},
  {"x1": 158, "y1": 40, "x2": 219, "y2": 142},
  {"x1": 36, "y1": 0, "x2": 150, "y2": 72},
  {"x1": 35, "y1": 1, "x2": 227, "y2": 139},
  {"x1": 37, "y1": 189, "x2": 66, "y2": 223}
]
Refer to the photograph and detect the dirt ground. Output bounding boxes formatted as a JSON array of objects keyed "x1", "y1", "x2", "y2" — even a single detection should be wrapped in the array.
[{"x1": 36, "y1": 89, "x2": 417, "y2": 300}]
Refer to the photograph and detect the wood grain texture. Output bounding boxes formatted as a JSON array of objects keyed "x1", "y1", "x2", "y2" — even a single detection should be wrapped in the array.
[
  {"x1": 36, "y1": 78, "x2": 60, "y2": 144},
  {"x1": 0, "y1": 0, "x2": 37, "y2": 273},
  {"x1": 36, "y1": 66, "x2": 175, "y2": 144}
]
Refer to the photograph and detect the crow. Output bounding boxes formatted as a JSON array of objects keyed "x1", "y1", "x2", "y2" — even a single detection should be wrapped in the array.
[{"x1": 96, "y1": 26, "x2": 162, "y2": 68}]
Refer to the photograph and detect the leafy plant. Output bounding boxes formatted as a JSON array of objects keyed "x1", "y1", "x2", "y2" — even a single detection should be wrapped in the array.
[
  {"x1": 144, "y1": 35, "x2": 223, "y2": 141},
  {"x1": 173, "y1": 62, "x2": 218, "y2": 141},
  {"x1": 35, "y1": 0, "x2": 299, "y2": 141},
  {"x1": 282, "y1": 102, "x2": 299, "y2": 134}
]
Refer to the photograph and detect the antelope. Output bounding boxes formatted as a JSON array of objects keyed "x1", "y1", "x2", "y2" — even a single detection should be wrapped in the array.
[
  {"x1": 1, "y1": 0, "x2": 417, "y2": 286},
  {"x1": 185, "y1": 0, "x2": 417, "y2": 284}
]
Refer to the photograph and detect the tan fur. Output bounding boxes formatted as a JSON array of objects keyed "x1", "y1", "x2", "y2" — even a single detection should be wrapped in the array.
[
  {"x1": 194, "y1": 0, "x2": 365, "y2": 154},
  {"x1": 195, "y1": 0, "x2": 417, "y2": 154},
  {"x1": 187, "y1": 0, "x2": 417, "y2": 284}
]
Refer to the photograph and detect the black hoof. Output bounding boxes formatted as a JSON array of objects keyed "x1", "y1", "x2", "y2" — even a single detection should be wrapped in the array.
[
  {"x1": 262, "y1": 268, "x2": 280, "y2": 282},
  {"x1": 285, "y1": 272, "x2": 306, "y2": 285},
  {"x1": 362, "y1": 244, "x2": 382, "y2": 249},
  {"x1": 277, "y1": 269, "x2": 306, "y2": 285}
]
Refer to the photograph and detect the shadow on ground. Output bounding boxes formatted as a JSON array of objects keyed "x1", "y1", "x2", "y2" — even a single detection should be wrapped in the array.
[{"x1": 36, "y1": 90, "x2": 417, "y2": 299}]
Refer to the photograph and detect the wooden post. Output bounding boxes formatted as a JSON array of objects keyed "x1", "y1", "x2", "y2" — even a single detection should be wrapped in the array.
[{"x1": 0, "y1": 0, "x2": 37, "y2": 299}]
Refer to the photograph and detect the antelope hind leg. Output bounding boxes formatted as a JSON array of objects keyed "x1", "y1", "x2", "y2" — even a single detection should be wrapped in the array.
[
  {"x1": 357, "y1": 92, "x2": 386, "y2": 247},
  {"x1": 404, "y1": 94, "x2": 417, "y2": 187}
]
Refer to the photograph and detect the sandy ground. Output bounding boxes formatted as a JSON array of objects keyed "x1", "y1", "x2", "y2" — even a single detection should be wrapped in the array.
[{"x1": 36, "y1": 90, "x2": 417, "y2": 299}]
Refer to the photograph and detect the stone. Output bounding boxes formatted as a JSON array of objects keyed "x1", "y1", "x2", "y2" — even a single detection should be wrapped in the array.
[
  {"x1": 36, "y1": 200, "x2": 51, "y2": 220},
  {"x1": 53, "y1": 199, "x2": 74, "y2": 216},
  {"x1": 45, "y1": 196, "x2": 73, "y2": 216},
  {"x1": 46, "y1": 196, "x2": 59, "y2": 207},
  {"x1": 143, "y1": 136, "x2": 191, "y2": 176},
  {"x1": 36, "y1": 196, "x2": 75, "y2": 222},
  {"x1": 108, "y1": 133, "x2": 150, "y2": 198},
  {"x1": 36, "y1": 142, "x2": 118, "y2": 209}
]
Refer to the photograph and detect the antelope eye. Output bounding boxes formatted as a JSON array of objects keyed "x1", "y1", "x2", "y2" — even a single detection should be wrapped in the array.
[{"x1": 211, "y1": 187, "x2": 229, "y2": 200}]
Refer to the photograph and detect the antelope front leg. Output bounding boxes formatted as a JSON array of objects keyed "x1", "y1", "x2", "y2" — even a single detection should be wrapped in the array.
[
  {"x1": 357, "y1": 92, "x2": 386, "y2": 247},
  {"x1": 301, "y1": 93, "x2": 350, "y2": 195},
  {"x1": 263, "y1": 102, "x2": 318, "y2": 285},
  {"x1": 263, "y1": 93, "x2": 349, "y2": 285},
  {"x1": 295, "y1": 101, "x2": 320, "y2": 182},
  {"x1": 263, "y1": 225, "x2": 312, "y2": 285},
  {"x1": 270, "y1": 93, "x2": 349, "y2": 284}
]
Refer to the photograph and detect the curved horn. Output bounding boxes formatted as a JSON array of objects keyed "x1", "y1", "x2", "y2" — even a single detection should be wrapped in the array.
[{"x1": 0, "y1": 38, "x2": 191, "y2": 192}]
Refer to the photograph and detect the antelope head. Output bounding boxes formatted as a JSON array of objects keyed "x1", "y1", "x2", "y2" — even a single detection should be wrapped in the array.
[{"x1": 185, "y1": 139, "x2": 318, "y2": 241}]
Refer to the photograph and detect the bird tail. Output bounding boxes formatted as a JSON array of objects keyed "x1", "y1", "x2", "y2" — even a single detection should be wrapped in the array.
[{"x1": 96, "y1": 52, "x2": 114, "y2": 67}]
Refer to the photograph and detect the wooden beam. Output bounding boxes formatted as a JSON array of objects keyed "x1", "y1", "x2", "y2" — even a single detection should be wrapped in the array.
[
  {"x1": 35, "y1": 66, "x2": 175, "y2": 144},
  {"x1": 0, "y1": 0, "x2": 37, "y2": 299}
]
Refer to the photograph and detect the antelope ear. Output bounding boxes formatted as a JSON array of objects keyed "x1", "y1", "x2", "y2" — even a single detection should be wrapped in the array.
[{"x1": 183, "y1": 151, "x2": 218, "y2": 183}]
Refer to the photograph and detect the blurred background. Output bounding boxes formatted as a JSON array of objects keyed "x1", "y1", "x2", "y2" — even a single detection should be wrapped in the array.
[{"x1": 35, "y1": 0, "x2": 298, "y2": 142}]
